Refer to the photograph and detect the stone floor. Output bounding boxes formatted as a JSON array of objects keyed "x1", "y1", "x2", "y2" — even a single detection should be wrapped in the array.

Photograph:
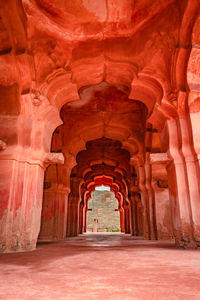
[{"x1": 0, "y1": 233, "x2": 200, "y2": 300}]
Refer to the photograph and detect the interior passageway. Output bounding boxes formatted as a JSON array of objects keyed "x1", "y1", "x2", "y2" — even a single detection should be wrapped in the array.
[{"x1": 1, "y1": 233, "x2": 200, "y2": 299}]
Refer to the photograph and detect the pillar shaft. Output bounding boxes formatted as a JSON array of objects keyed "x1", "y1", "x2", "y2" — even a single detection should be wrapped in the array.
[
  {"x1": 119, "y1": 208, "x2": 125, "y2": 232},
  {"x1": 167, "y1": 119, "x2": 196, "y2": 247},
  {"x1": 66, "y1": 198, "x2": 79, "y2": 237},
  {"x1": 129, "y1": 197, "x2": 135, "y2": 235},
  {"x1": 0, "y1": 158, "x2": 44, "y2": 252},
  {"x1": 83, "y1": 206, "x2": 88, "y2": 232},
  {"x1": 79, "y1": 203, "x2": 84, "y2": 234},
  {"x1": 145, "y1": 160, "x2": 157, "y2": 240},
  {"x1": 39, "y1": 188, "x2": 69, "y2": 241},
  {"x1": 179, "y1": 115, "x2": 200, "y2": 243},
  {"x1": 138, "y1": 165, "x2": 150, "y2": 239},
  {"x1": 124, "y1": 203, "x2": 131, "y2": 234}
]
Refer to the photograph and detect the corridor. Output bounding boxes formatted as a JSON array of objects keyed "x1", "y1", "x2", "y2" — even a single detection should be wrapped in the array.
[{"x1": 0, "y1": 233, "x2": 200, "y2": 300}]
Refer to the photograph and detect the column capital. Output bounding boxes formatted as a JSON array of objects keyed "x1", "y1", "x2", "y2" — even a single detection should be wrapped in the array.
[
  {"x1": 149, "y1": 153, "x2": 171, "y2": 165},
  {"x1": 44, "y1": 152, "x2": 64, "y2": 167},
  {"x1": 130, "y1": 154, "x2": 144, "y2": 167}
]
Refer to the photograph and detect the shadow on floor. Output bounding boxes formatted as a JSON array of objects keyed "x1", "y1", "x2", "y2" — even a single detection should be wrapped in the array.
[{"x1": 0, "y1": 233, "x2": 183, "y2": 270}]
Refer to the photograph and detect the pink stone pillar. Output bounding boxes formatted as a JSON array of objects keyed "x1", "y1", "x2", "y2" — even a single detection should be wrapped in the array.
[
  {"x1": 124, "y1": 202, "x2": 131, "y2": 234},
  {"x1": 39, "y1": 186, "x2": 70, "y2": 241},
  {"x1": 128, "y1": 196, "x2": 135, "y2": 236},
  {"x1": 134, "y1": 193, "x2": 143, "y2": 236},
  {"x1": 138, "y1": 165, "x2": 150, "y2": 239},
  {"x1": 66, "y1": 178, "x2": 81, "y2": 237},
  {"x1": 190, "y1": 108, "x2": 200, "y2": 169},
  {"x1": 178, "y1": 119, "x2": 200, "y2": 243},
  {"x1": 167, "y1": 118, "x2": 196, "y2": 248},
  {"x1": 0, "y1": 149, "x2": 65, "y2": 252},
  {"x1": 0, "y1": 154, "x2": 44, "y2": 252},
  {"x1": 66, "y1": 194, "x2": 73, "y2": 237},
  {"x1": 188, "y1": 92, "x2": 200, "y2": 244},
  {"x1": 145, "y1": 156, "x2": 157, "y2": 240},
  {"x1": 124, "y1": 206, "x2": 128, "y2": 233},
  {"x1": 135, "y1": 200, "x2": 141, "y2": 235},
  {"x1": 79, "y1": 202, "x2": 84, "y2": 234},
  {"x1": 0, "y1": 93, "x2": 62, "y2": 252},
  {"x1": 144, "y1": 124, "x2": 157, "y2": 240},
  {"x1": 72, "y1": 200, "x2": 79, "y2": 236},
  {"x1": 133, "y1": 199, "x2": 138, "y2": 236},
  {"x1": 66, "y1": 197, "x2": 79, "y2": 237},
  {"x1": 83, "y1": 205, "x2": 88, "y2": 232},
  {"x1": 119, "y1": 208, "x2": 125, "y2": 233},
  {"x1": 128, "y1": 189, "x2": 140, "y2": 236}
]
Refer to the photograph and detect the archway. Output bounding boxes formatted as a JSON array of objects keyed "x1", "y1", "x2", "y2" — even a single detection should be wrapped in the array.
[{"x1": 87, "y1": 186, "x2": 120, "y2": 233}]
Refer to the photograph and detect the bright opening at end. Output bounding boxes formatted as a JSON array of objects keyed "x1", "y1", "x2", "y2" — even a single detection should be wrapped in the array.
[{"x1": 95, "y1": 185, "x2": 110, "y2": 191}]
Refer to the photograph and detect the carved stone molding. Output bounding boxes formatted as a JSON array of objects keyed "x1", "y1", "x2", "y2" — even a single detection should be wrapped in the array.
[
  {"x1": 0, "y1": 140, "x2": 7, "y2": 151},
  {"x1": 44, "y1": 152, "x2": 64, "y2": 166},
  {"x1": 150, "y1": 153, "x2": 171, "y2": 164}
]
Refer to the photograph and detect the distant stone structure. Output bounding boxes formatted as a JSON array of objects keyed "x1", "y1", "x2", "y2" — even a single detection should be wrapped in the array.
[{"x1": 87, "y1": 191, "x2": 120, "y2": 232}]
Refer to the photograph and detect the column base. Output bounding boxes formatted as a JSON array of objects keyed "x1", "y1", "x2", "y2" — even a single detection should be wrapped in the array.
[
  {"x1": 175, "y1": 238, "x2": 198, "y2": 249},
  {"x1": 0, "y1": 239, "x2": 37, "y2": 253}
]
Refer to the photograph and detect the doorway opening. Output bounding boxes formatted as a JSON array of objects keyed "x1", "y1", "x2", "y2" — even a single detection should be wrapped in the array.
[{"x1": 87, "y1": 186, "x2": 120, "y2": 233}]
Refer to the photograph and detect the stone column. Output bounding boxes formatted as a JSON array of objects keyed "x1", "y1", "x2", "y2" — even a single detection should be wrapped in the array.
[
  {"x1": 66, "y1": 178, "x2": 82, "y2": 237},
  {"x1": 150, "y1": 153, "x2": 173, "y2": 240},
  {"x1": 119, "y1": 207, "x2": 125, "y2": 232},
  {"x1": 136, "y1": 197, "x2": 143, "y2": 236},
  {"x1": 66, "y1": 194, "x2": 79, "y2": 237},
  {"x1": 0, "y1": 152, "x2": 44, "y2": 252},
  {"x1": 0, "y1": 92, "x2": 62, "y2": 252},
  {"x1": 128, "y1": 195, "x2": 135, "y2": 236},
  {"x1": 133, "y1": 198, "x2": 138, "y2": 236},
  {"x1": 83, "y1": 205, "x2": 88, "y2": 232},
  {"x1": 137, "y1": 164, "x2": 150, "y2": 239},
  {"x1": 79, "y1": 201, "x2": 84, "y2": 234},
  {"x1": 145, "y1": 154, "x2": 157, "y2": 240},
  {"x1": 39, "y1": 151, "x2": 76, "y2": 241},
  {"x1": 144, "y1": 125, "x2": 157, "y2": 239},
  {"x1": 167, "y1": 118, "x2": 196, "y2": 248},
  {"x1": 134, "y1": 195, "x2": 142, "y2": 236},
  {"x1": 0, "y1": 148, "x2": 64, "y2": 251},
  {"x1": 187, "y1": 91, "x2": 200, "y2": 245},
  {"x1": 128, "y1": 187, "x2": 139, "y2": 236},
  {"x1": 124, "y1": 201, "x2": 131, "y2": 234},
  {"x1": 39, "y1": 185, "x2": 70, "y2": 241}
]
